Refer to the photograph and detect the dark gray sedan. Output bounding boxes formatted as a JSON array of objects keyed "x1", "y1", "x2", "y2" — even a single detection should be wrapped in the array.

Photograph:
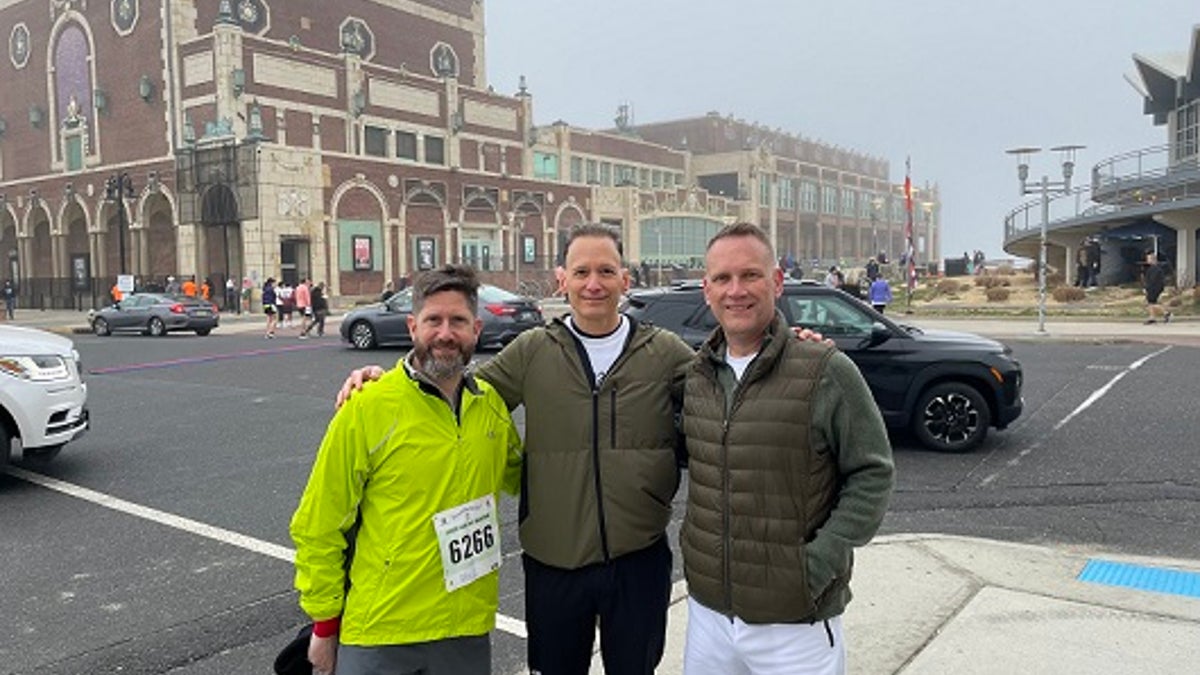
[
  {"x1": 90, "y1": 293, "x2": 220, "y2": 337},
  {"x1": 340, "y1": 284, "x2": 543, "y2": 350}
]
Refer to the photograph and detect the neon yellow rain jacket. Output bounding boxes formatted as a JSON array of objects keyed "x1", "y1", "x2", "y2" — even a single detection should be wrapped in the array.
[{"x1": 290, "y1": 360, "x2": 522, "y2": 646}]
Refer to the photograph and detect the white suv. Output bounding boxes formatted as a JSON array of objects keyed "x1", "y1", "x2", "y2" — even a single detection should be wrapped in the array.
[{"x1": 0, "y1": 325, "x2": 89, "y2": 471}]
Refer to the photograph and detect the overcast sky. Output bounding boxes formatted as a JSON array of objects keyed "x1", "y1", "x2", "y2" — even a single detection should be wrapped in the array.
[{"x1": 485, "y1": 1, "x2": 1197, "y2": 259}]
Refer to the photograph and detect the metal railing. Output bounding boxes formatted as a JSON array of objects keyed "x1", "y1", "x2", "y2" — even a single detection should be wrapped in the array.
[{"x1": 1005, "y1": 144, "x2": 1200, "y2": 243}]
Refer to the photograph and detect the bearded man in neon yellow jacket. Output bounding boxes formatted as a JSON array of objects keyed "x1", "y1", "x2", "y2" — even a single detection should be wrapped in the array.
[{"x1": 290, "y1": 265, "x2": 522, "y2": 674}]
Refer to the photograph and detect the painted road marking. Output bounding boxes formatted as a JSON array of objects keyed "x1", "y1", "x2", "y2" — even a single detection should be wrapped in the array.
[
  {"x1": 89, "y1": 343, "x2": 335, "y2": 375},
  {"x1": 1078, "y1": 559, "x2": 1200, "y2": 599},
  {"x1": 8, "y1": 467, "x2": 531, "y2": 638},
  {"x1": 979, "y1": 345, "x2": 1173, "y2": 487}
]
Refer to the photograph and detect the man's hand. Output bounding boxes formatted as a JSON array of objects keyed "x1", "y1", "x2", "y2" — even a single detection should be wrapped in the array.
[
  {"x1": 335, "y1": 365, "x2": 386, "y2": 409},
  {"x1": 308, "y1": 633, "x2": 337, "y2": 673},
  {"x1": 792, "y1": 326, "x2": 834, "y2": 347}
]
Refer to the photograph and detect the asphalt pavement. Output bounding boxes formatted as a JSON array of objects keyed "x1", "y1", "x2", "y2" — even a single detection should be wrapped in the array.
[{"x1": 4, "y1": 305, "x2": 1200, "y2": 674}]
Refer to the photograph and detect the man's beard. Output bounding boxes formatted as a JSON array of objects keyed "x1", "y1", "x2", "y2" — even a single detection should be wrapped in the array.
[{"x1": 413, "y1": 339, "x2": 473, "y2": 382}]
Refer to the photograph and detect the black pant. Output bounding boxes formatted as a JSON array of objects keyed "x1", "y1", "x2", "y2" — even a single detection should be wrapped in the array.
[{"x1": 523, "y1": 537, "x2": 671, "y2": 675}]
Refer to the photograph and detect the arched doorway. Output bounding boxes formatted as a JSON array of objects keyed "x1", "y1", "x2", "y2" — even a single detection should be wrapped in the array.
[
  {"x1": 143, "y1": 192, "x2": 177, "y2": 287},
  {"x1": 199, "y1": 184, "x2": 242, "y2": 310},
  {"x1": 101, "y1": 199, "x2": 131, "y2": 280},
  {"x1": 61, "y1": 200, "x2": 93, "y2": 307},
  {"x1": 554, "y1": 202, "x2": 585, "y2": 266},
  {"x1": 28, "y1": 204, "x2": 53, "y2": 307},
  {"x1": 1, "y1": 209, "x2": 16, "y2": 286}
]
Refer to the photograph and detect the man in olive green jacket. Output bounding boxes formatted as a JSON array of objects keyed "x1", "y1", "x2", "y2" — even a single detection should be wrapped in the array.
[{"x1": 681, "y1": 223, "x2": 894, "y2": 675}]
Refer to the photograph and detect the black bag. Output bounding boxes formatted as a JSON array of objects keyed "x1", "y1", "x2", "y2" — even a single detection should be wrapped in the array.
[{"x1": 274, "y1": 623, "x2": 314, "y2": 675}]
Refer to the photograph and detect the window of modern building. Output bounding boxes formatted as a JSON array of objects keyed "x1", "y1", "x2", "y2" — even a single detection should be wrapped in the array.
[
  {"x1": 800, "y1": 182, "x2": 818, "y2": 212},
  {"x1": 639, "y1": 168, "x2": 650, "y2": 188},
  {"x1": 651, "y1": 170, "x2": 662, "y2": 189},
  {"x1": 640, "y1": 216, "x2": 723, "y2": 264},
  {"x1": 534, "y1": 151, "x2": 559, "y2": 180},
  {"x1": 396, "y1": 131, "x2": 418, "y2": 160},
  {"x1": 841, "y1": 189, "x2": 856, "y2": 217},
  {"x1": 587, "y1": 159, "x2": 599, "y2": 184},
  {"x1": 425, "y1": 135, "x2": 445, "y2": 165},
  {"x1": 617, "y1": 165, "x2": 635, "y2": 186},
  {"x1": 778, "y1": 177, "x2": 795, "y2": 210},
  {"x1": 822, "y1": 185, "x2": 837, "y2": 215},
  {"x1": 364, "y1": 125, "x2": 389, "y2": 157},
  {"x1": 571, "y1": 157, "x2": 584, "y2": 183},
  {"x1": 675, "y1": 173, "x2": 685, "y2": 187},
  {"x1": 758, "y1": 177, "x2": 771, "y2": 207},
  {"x1": 600, "y1": 162, "x2": 612, "y2": 186},
  {"x1": 1175, "y1": 100, "x2": 1198, "y2": 163}
]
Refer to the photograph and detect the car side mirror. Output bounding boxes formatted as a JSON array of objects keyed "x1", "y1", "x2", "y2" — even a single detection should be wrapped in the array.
[{"x1": 858, "y1": 322, "x2": 892, "y2": 349}]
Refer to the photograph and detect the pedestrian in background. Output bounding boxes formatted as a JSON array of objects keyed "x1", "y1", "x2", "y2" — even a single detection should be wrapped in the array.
[
  {"x1": 181, "y1": 277, "x2": 197, "y2": 297},
  {"x1": 3, "y1": 279, "x2": 15, "y2": 319},
  {"x1": 291, "y1": 265, "x2": 522, "y2": 675},
  {"x1": 682, "y1": 223, "x2": 894, "y2": 675},
  {"x1": 278, "y1": 282, "x2": 295, "y2": 328},
  {"x1": 824, "y1": 265, "x2": 840, "y2": 289},
  {"x1": 294, "y1": 278, "x2": 313, "y2": 338},
  {"x1": 869, "y1": 275, "x2": 893, "y2": 314},
  {"x1": 225, "y1": 277, "x2": 238, "y2": 313},
  {"x1": 262, "y1": 277, "x2": 278, "y2": 338},
  {"x1": 302, "y1": 281, "x2": 328, "y2": 338},
  {"x1": 380, "y1": 280, "x2": 395, "y2": 302},
  {"x1": 1143, "y1": 251, "x2": 1170, "y2": 324}
]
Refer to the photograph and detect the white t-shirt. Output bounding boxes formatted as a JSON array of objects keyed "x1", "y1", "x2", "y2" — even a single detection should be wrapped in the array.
[
  {"x1": 724, "y1": 349, "x2": 757, "y2": 381},
  {"x1": 565, "y1": 315, "x2": 630, "y2": 385}
]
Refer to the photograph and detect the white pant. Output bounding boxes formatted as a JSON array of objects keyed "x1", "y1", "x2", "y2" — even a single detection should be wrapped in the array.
[{"x1": 684, "y1": 597, "x2": 846, "y2": 675}]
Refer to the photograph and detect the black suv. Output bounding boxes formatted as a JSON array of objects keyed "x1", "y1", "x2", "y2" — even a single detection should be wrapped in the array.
[{"x1": 622, "y1": 281, "x2": 1023, "y2": 453}]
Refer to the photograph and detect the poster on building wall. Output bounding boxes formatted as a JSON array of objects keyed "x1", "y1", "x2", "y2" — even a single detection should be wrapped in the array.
[
  {"x1": 417, "y1": 237, "x2": 436, "y2": 271},
  {"x1": 523, "y1": 235, "x2": 536, "y2": 264},
  {"x1": 71, "y1": 255, "x2": 90, "y2": 291},
  {"x1": 353, "y1": 236, "x2": 373, "y2": 271}
]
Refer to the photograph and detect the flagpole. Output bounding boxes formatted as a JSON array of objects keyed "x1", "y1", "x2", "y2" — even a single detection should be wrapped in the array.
[{"x1": 904, "y1": 157, "x2": 915, "y2": 313}]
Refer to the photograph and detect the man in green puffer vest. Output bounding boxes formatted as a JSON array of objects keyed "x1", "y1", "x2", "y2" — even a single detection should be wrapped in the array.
[
  {"x1": 681, "y1": 223, "x2": 895, "y2": 675},
  {"x1": 291, "y1": 265, "x2": 522, "y2": 675}
]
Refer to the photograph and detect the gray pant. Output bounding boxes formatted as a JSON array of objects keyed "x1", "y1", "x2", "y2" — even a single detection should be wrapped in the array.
[{"x1": 337, "y1": 634, "x2": 490, "y2": 675}]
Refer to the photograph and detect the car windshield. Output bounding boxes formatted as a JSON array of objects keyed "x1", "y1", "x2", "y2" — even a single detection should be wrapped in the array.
[{"x1": 387, "y1": 289, "x2": 414, "y2": 311}]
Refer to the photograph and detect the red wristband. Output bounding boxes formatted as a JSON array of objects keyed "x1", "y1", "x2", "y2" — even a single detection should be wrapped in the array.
[{"x1": 313, "y1": 617, "x2": 341, "y2": 638}]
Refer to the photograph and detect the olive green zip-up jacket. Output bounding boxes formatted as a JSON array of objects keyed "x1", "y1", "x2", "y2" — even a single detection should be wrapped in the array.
[
  {"x1": 479, "y1": 316, "x2": 695, "y2": 569},
  {"x1": 681, "y1": 314, "x2": 894, "y2": 624},
  {"x1": 290, "y1": 360, "x2": 522, "y2": 645}
]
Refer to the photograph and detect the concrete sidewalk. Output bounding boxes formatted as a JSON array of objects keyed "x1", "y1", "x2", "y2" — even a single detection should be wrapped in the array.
[{"x1": 626, "y1": 534, "x2": 1200, "y2": 675}]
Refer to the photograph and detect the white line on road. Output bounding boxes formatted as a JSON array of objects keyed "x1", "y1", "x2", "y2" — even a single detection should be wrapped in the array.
[
  {"x1": 8, "y1": 467, "x2": 531, "y2": 638},
  {"x1": 1052, "y1": 345, "x2": 1172, "y2": 432},
  {"x1": 979, "y1": 344, "x2": 1173, "y2": 486}
]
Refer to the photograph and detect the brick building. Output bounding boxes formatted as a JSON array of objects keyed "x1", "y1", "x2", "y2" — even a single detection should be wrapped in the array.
[{"x1": 0, "y1": 0, "x2": 940, "y2": 310}]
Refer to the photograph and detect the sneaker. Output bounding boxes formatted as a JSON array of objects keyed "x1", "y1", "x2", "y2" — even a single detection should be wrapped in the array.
[
  {"x1": 1165, "y1": 311, "x2": 1172, "y2": 323},
  {"x1": 1144, "y1": 319, "x2": 1156, "y2": 325},
  {"x1": 298, "y1": 334, "x2": 307, "y2": 339}
]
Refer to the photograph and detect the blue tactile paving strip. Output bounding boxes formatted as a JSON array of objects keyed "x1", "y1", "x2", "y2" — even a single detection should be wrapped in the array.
[{"x1": 1078, "y1": 559, "x2": 1200, "y2": 599}]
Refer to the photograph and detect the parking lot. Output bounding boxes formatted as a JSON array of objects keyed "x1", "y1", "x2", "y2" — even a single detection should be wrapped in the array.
[{"x1": 2, "y1": 330, "x2": 1198, "y2": 673}]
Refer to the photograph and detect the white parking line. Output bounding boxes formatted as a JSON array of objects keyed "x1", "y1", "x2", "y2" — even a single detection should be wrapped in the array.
[
  {"x1": 1052, "y1": 345, "x2": 1172, "y2": 432},
  {"x1": 7, "y1": 467, "x2": 530, "y2": 638},
  {"x1": 979, "y1": 345, "x2": 1173, "y2": 486}
]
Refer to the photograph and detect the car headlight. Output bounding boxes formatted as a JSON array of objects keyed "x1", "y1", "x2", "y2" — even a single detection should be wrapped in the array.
[{"x1": 0, "y1": 355, "x2": 70, "y2": 382}]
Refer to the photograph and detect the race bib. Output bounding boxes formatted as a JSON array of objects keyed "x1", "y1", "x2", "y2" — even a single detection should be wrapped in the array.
[{"x1": 432, "y1": 494, "x2": 501, "y2": 592}]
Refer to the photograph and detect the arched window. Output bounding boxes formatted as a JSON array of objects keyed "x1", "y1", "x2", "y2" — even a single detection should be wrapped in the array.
[{"x1": 53, "y1": 22, "x2": 95, "y2": 171}]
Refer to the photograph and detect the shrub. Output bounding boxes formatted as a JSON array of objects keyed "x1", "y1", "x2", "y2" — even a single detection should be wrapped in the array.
[
  {"x1": 996, "y1": 263, "x2": 1016, "y2": 275},
  {"x1": 935, "y1": 278, "x2": 960, "y2": 295},
  {"x1": 1052, "y1": 287, "x2": 1086, "y2": 303},
  {"x1": 986, "y1": 287, "x2": 1010, "y2": 302}
]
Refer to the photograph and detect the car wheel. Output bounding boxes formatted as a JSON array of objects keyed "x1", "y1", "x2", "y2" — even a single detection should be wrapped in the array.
[
  {"x1": 148, "y1": 317, "x2": 167, "y2": 337},
  {"x1": 195, "y1": 328, "x2": 211, "y2": 336},
  {"x1": 93, "y1": 318, "x2": 111, "y2": 336},
  {"x1": 350, "y1": 321, "x2": 377, "y2": 349},
  {"x1": 0, "y1": 424, "x2": 10, "y2": 474},
  {"x1": 912, "y1": 382, "x2": 991, "y2": 453}
]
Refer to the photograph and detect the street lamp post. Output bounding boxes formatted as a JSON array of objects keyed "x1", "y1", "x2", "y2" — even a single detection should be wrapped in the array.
[
  {"x1": 655, "y1": 224, "x2": 664, "y2": 286},
  {"x1": 1005, "y1": 145, "x2": 1084, "y2": 334},
  {"x1": 104, "y1": 172, "x2": 135, "y2": 277}
]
